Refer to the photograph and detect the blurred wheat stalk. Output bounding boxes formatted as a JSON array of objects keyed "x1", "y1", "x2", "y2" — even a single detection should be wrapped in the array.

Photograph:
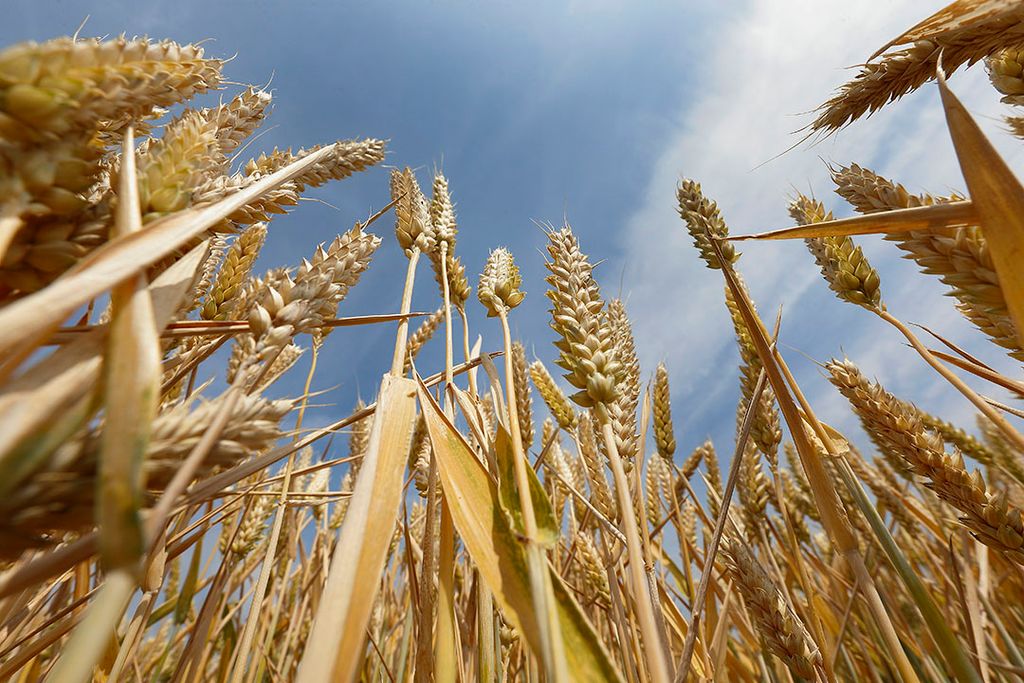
[{"x1": 1, "y1": 1, "x2": 1024, "y2": 681}]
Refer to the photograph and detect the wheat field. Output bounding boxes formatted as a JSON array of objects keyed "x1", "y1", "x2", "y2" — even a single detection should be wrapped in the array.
[{"x1": 1, "y1": 1, "x2": 1024, "y2": 681}]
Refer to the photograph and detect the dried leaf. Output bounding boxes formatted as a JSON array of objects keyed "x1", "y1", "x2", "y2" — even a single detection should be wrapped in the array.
[
  {"x1": 296, "y1": 374, "x2": 418, "y2": 683},
  {"x1": 732, "y1": 201, "x2": 977, "y2": 242},
  {"x1": 415, "y1": 378, "x2": 623, "y2": 682},
  {"x1": 938, "y1": 68, "x2": 1024, "y2": 349}
]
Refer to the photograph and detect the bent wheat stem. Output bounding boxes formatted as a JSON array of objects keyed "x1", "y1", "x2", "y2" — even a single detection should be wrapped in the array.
[{"x1": 876, "y1": 308, "x2": 1024, "y2": 454}]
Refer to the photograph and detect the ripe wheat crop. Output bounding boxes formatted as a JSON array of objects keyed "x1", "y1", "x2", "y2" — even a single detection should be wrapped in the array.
[{"x1": 1, "y1": 2, "x2": 1024, "y2": 681}]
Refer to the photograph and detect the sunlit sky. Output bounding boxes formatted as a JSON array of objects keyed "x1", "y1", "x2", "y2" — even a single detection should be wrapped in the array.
[{"x1": 4, "y1": 0, "x2": 1021, "y2": 467}]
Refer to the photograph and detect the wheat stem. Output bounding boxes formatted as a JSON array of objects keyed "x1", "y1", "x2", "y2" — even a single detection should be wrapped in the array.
[
  {"x1": 674, "y1": 367, "x2": 768, "y2": 682},
  {"x1": 877, "y1": 309, "x2": 1024, "y2": 453},
  {"x1": 499, "y1": 309, "x2": 569, "y2": 681},
  {"x1": 391, "y1": 251, "x2": 422, "y2": 376}
]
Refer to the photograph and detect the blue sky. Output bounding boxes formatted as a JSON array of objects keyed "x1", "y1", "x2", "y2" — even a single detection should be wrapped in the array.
[{"x1": 4, "y1": 1, "x2": 1022, "y2": 467}]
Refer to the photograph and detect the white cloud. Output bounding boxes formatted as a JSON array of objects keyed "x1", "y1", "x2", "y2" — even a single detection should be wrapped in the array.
[{"x1": 619, "y1": 0, "x2": 1024, "y2": 452}]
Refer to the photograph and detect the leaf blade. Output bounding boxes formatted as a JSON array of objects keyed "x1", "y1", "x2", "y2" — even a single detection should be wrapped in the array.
[
  {"x1": 415, "y1": 378, "x2": 623, "y2": 682},
  {"x1": 296, "y1": 373, "x2": 418, "y2": 683}
]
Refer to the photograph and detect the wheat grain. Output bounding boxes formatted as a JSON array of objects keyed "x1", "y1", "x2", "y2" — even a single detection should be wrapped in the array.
[
  {"x1": 812, "y1": 1, "x2": 1024, "y2": 133},
  {"x1": 725, "y1": 280, "x2": 781, "y2": 467},
  {"x1": 737, "y1": 442, "x2": 770, "y2": 541},
  {"x1": 652, "y1": 362, "x2": 676, "y2": 461},
  {"x1": 678, "y1": 441, "x2": 707, "y2": 484},
  {"x1": 544, "y1": 225, "x2": 623, "y2": 411},
  {"x1": 831, "y1": 163, "x2": 1020, "y2": 360},
  {"x1": 203, "y1": 87, "x2": 272, "y2": 156},
  {"x1": 511, "y1": 341, "x2": 534, "y2": 452},
  {"x1": 529, "y1": 359, "x2": 578, "y2": 431},
  {"x1": 987, "y1": 47, "x2": 1024, "y2": 102},
  {"x1": 792, "y1": 194, "x2": 883, "y2": 310},
  {"x1": 478, "y1": 247, "x2": 525, "y2": 317},
  {"x1": 828, "y1": 358, "x2": 1024, "y2": 563},
  {"x1": 389, "y1": 167, "x2": 431, "y2": 257},
  {"x1": 645, "y1": 454, "x2": 664, "y2": 523},
  {"x1": 577, "y1": 412, "x2": 615, "y2": 523},
  {"x1": 676, "y1": 178, "x2": 737, "y2": 270},
  {"x1": 0, "y1": 392, "x2": 290, "y2": 558},
  {"x1": 606, "y1": 299, "x2": 640, "y2": 464},
  {"x1": 722, "y1": 538, "x2": 823, "y2": 680},
  {"x1": 0, "y1": 36, "x2": 222, "y2": 140},
  {"x1": 202, "y1": 223, "x2": 267, "y2": 321},
  {"x1": 573, "y1": 521, "x2": 610, "y2": 603}
]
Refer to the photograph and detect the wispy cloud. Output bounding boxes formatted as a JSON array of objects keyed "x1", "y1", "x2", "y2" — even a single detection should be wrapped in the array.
[{"x1": 618, "y1": 0, "x2": 1024, "y2": 452}]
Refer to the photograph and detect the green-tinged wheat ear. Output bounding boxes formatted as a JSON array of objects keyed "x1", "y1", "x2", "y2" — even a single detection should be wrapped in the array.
[
  {"x1": 652, "y1": 362, "x2": 676, "y2": 461},
  {"x1": 676, "y1": 178, "x2": 737, "y2": 270},
  {"x1": 135, "y1": 108, "x2": 230, "y2": 218},
  {"x1": 511, "y1": 341, "x2": 534, "y2": 452},
  {"x1": 139, "y1": 90, "x2": 270, "y2": 221},
  {"x1": 529, "y1": 360, "x2": 578, "y2": 431},
  {"x1": 791, "y1": 193, "x2": 883, "y2": 310},
  {"x1": 1, "y1": 132, "x2": 106, "y2": 216},
  {"x1": 478, "y1": 247, "x2": 524, "y2": 317}
]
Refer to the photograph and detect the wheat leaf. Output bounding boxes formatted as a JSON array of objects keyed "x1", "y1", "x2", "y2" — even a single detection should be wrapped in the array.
[{"x1": 414, "y1": 375, "x2": 623, "y2": 682}]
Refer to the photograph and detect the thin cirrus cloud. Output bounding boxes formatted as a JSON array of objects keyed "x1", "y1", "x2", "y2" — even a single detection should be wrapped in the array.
[{"x1": 618, "y1": 0, "x2": 1024, "y2": 454}]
